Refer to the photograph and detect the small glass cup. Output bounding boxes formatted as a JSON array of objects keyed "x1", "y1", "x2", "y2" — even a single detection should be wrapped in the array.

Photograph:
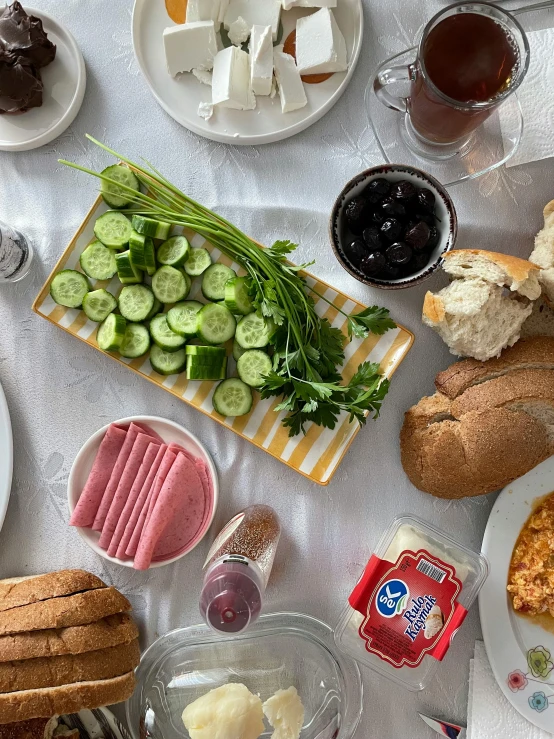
[
  {"x1": 0, "y1": 220, "x2": 33, "y2": 283},
  {"x1": 373, "y1": 2, "x2": 530, "y2": 159}
]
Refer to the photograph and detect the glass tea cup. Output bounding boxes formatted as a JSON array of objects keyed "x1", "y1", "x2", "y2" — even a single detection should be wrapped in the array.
[{"x1": 373, "y1": 2, "x2": 530, "y2": 157}]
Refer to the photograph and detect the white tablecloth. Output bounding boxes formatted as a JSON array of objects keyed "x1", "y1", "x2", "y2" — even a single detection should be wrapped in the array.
[{"x1": 1, "y1": 1, "x2": 553, "y2": 737}]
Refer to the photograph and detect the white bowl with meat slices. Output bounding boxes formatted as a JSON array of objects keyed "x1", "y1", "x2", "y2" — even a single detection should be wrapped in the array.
[{"x1": 67, "y1": 416, "x2": 218, "y2": 569}]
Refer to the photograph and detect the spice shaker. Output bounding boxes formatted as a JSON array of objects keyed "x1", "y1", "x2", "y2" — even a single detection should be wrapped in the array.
[{"x1": 200, "y1": 505, "x2": 281, "y2": 635}]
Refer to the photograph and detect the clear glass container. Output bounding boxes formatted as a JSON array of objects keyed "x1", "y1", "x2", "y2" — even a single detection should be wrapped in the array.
[
  {"x1": 0, "y1": 220, "x2": 33, "y2": 283},
  {"x1": 127, "y1": 612, "x2": 362, "y2": 739},
  {"x1": 335, "y1": 515, "x2": 489, "y2": 691}
]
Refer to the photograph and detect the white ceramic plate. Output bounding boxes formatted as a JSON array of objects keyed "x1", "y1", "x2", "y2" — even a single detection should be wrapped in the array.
[
  {"x1": 0, "y1": 7, "x2": 86, "y2": 152},
  {"x1": 67, "y1": 415, "x2": 218, "y2": 568},
  {"x1": 132, "y1": 0, "x2": 363, "y2": 145},
  {"x1": 61, "y1": 707, "x2": 131, "y2": 739},
  {"x1": 0, "y1": 378, "x2": 12, "y2": 534},
  {"x1": 480, "y1": 456, "x2": 554, "y2": 733}
]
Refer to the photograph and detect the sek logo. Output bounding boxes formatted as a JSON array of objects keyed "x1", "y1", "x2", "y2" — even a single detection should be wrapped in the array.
[{"x1": 376, "y1": 579, "x2": 409, "y2": 618}]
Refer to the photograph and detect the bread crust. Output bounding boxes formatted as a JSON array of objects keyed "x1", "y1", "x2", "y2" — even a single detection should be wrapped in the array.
[
  {"x1": 0, "y1": 572, "x2": 106, "y2": 613},
  {"x1": 443, "y1": 249, "x2": 539, "y2": 283},
  {"x1": 0, "y1": 673, "x2": 136, "y2": 724},
  {"x1": 0, "y1": 614, "x2": 138, "y2": 663},
  {"x1": 435, "y1": 336, "x2": 554, "y2": 399},
  {"x1": 422, "y1": 292, "x2": 445, "y2": 325},
  {"x1": 0, "y1": 639, "x2": 140, "y2": 694},
  {"x1": 0, "y1": 589, "x2": 131, "y2": 636},
  {"x1": 0, "y1": 718, "x2": 53, "y2": 739}
]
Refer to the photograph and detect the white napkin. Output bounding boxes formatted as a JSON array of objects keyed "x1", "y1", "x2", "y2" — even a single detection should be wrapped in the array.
[
  {"x1": 467, "y1": 641, "x2": 552, "y2": 739},
  {"x1": 500, "y1": 27, "x2": 554, "y2": 168}
]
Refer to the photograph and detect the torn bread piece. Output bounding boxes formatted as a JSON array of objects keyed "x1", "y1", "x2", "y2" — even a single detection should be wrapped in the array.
[{"x1": 530, "y1": 199, "x2": 554, "y2": 304}]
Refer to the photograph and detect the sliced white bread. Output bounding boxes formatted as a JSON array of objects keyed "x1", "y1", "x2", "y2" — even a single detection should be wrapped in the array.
[
  {"x1": 0, "y1": 572, "x2": 105, "y2": 613},
  {"x1": 0, "y1": 672, "x2": 136, "y2": 724},
  {"x1": 530, "y1": 200, "x2": 554, "y2": 304},
  {"x1": 422, "y1": 278, "x2": 532, "y2": 361},
  {"x1": 0, "y1": 613, "x2": 138, "y2": 663}
]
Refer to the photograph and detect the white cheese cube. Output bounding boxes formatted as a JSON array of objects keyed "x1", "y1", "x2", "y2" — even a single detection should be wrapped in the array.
[
  {"x1": 295, "y1": 8, "x2": 347, "y2": 75},
  {"x1": 186, "y1": 0, "x2": 221, "y2": 27},
  {"x1": 250, "y1": 25, "x2": 273, "y2": 95},
  {"x1": 228, "y1": 16, "x2": 251, "y2": 46},
  {"x1": 283, "y1": 0, "x2": 337, "y2": 7},
  {"x1": 218, "y1": 0, "x2": 230, "y2": 24},
  {"x1": 192, "y1": 68, "x2": 213, "y2": 85},
  {"x1": 224, "y1": 0, "x2": 281, "y2": 41},
  {"x1": 212, "y1": 46, "x2": 256, "y2": 110},
  {"x1": 163, "y1": 21, "x2": 218, "y2": 76},
  {"x1": 273, "y1": 47, "x2": 307, "y2": 113},
  {"x1": 198, "y1": 101, "x2": 214, "y2": 120}
]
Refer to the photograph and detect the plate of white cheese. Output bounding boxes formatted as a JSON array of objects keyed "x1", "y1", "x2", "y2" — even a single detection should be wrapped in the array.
[{"x1": 132, "y1": 0, "x2": 363, "y2": 144}]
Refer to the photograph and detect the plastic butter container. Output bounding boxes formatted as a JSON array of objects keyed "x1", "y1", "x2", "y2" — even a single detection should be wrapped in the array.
[{"x1": 334, "y1": 515, "x2": 489, "y2": 691}]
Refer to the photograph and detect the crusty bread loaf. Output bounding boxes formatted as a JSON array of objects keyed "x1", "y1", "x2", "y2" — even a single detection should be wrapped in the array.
[
  {"x1": 530, "y1": 200, "x2": 554, "y2": 304},
  {"x1": 0, "y1": 589, "x2": 131, "y2": 636},
  {"x1": 400, "y1": 338, "x2": 554, "y2": 498},
  {"x1": 521, "y1": 298, "x2": 554, "y2": 338},
  {"x1": 0, "y1": 614, "x2": 138, "y2": 663},
  {"x1": 0, "y1": 718, "x2": 57, "y2": 739},
  {"x1": 0, "y1": 639, "x2": 140, "y2": 693},
  {"x1": 0, "y1": 572, "x2": 105, "y2": 613},
  {"x1": 0, "y1": 673, "x2": 136, "y2": 724}
]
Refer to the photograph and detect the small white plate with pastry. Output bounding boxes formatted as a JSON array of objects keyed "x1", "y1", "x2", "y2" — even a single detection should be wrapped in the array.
[
  {"x1": 0, "y1": 378, "x2": 12, "y2": 535},
  {"x1": 480, "y1": 456, "x2": 554, "y2": 734},
  {"x1": 132, "y1": 0, "x2": 363, "y2": 144}
]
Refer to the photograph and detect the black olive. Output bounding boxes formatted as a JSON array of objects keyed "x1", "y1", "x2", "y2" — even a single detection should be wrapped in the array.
[
  {"x1": 386, "y1": 242, "x2": 412, "y2": 265},
  {"x1": 414, "y1": 210, "x2": 435, "y2": 227},
  {"x1": 344, "y1": 239, "x2": 367, "y2": 266},
  {"x1": 391, "y1": 180, "x2": 416, "y2": 203},
  {"x1": 380, "y1": 218, "x2": 402, "y2": 242},
  {"x1": 381, "y1": 264, "x2": 401, "y2": 280},
  {"x1": 404, "y1": 221, "x2": 430, "y2": 251},
  {"x1": 427, "y1": 226, "x2": 440, "y2": 249},
  {"x1": 364, "y1": 177, "x2": 391, "y2": 204},
  {"x1": 371, "y1": 210, "x2": 385, "y2": 226},
  {"x1": 360, "y1": 251, "x2": 387, "y2": 276},
  {"x1": 344, "y1": 197, "x2": 368, "y2": 228},
  {"x1": 417, "y1": 188, "x2": 436, "y2": 211},
  {"x1": 362, "y1": 227, "x2": 384, "y2": 252},
  {"x1": 381, "y1": 197, "x2": 406, "y2": 219},
  {"x1": 412, "y1": 252, "x2": 431, "y2": 272}
]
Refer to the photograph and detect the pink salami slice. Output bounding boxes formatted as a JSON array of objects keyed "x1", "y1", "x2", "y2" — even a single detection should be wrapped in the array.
[
  {"x1": 116, "y1": 444, "x2": 167, "y2": 560},
  {"x1": 168, "y1": 444, "x2": 214, "y2": 536},
  {"x1": 126, "y1": 448, "x2": 176, "y2": 558},
  {"x1": 134, "y1": 452, "x2": 206, "y2": 570},
  {"x1": 92, "y1": 422, "x2": 159, "y2": 531},
  {"x1": 69, "y1": 424, "x2": 128, "y2": 528},
  {"x1": 104, "y1": 441, "x2": 161, "y2": 556}
]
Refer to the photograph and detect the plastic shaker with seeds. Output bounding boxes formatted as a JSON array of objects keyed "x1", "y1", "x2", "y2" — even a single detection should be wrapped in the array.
[{"x1": 199, "y1": 505, "x2": 281, "y2": 635}]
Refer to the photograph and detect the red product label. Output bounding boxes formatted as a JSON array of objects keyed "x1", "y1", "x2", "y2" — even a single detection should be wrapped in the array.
[{"x1": 348, "y1": 549, "x2": 467, "y2": 668}]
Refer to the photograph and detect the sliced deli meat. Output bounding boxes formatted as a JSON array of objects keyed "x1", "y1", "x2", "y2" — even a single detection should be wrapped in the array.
[
  {"x1": 69, "y1": 424, "x2": 127, "y2": 528},
  {"x1": 98, "y1": 434, "x2": 161, "y2": 550}
]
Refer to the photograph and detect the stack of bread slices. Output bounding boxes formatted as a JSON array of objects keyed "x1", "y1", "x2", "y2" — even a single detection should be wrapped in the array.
[{"x1": 0, "y1": 570, "x2": 139, "y2": 728}]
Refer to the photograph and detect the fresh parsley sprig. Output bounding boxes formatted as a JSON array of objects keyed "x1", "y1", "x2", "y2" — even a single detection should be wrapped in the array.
[{"x1": 61, "y1": 137, "x2": 396, "y2": 437}]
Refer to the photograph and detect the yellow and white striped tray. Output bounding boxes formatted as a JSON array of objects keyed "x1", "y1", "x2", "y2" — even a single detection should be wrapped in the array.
[{"x1": 33, "y1": 197, "x2": 414, "y2": 485}]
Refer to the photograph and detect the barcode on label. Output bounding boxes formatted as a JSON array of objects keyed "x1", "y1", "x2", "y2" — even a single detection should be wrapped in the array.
[{"x1": 416, "y1": 559, "x2": 447, "y2": 583}]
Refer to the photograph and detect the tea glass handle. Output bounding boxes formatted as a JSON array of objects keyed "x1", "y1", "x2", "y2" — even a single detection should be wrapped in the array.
[{"x1": 373, "y1": 63, "x2": 416, "y2": 113}]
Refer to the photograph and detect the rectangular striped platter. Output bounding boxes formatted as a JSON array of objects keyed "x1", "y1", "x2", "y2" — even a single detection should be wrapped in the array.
[{"x1": 33, "y1": 196, "x2": 414, "y2": 485}]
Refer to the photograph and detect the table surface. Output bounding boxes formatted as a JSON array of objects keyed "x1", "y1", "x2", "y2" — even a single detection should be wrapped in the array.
[{"x1": 0, "y1": 1, "x2": 552, "y2": 737}]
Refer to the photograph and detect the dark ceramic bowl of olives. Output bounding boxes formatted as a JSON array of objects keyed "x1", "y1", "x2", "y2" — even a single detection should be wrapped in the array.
[{"x1": 330, "y1": 165, "x2": 457, "y2": 289}]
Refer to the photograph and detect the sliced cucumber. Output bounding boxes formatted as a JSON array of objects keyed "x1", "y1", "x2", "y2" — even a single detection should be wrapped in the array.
[
  {"x1": 50, "y1": 270, "x2": 90, "y2": 308},
  {"x1": 151, "y1": 265, "x2": 189, "y2": 303},
  {"x1": 186, "y1": 345, "x2": 226, "y2": 360},
  {"x1": 146, "y1": 297, "x2": 163, "y2": 320},
  {"x1": 119, "y1": 323, "x2": 151, "y2": 359},
  {"x1": 82, "y1": 289, "x2": 117, "y2": 323},
  {"x1": 150, "y1": 313, "x2": 187, "y2": 352},
  {"x1": 232, "y1": 338, "x2": 247, "y2": 362},
  {"x1": 213, "y1": 378, "x2": 253, "y2": 417},
  {"x1": 186, "y1": 356, "x2": 227, "y2": 381},
  {"x1": 167, "y1": 300, "x2": 203, "y2": 337},
  {"x1": 150, "y1": 344, "x2": 187, "y2": 375},
  {"x1": 201, "y1": 263, "x2": 236, "y2": 301},
  {"x1": 157, "y1": 235, "x2": 190, "y2": 267},
  {"x1": 116, "y1": 250, "x2": 142, "y2": 285},
  {"x1": 129, "y1": 232, "x2": 156, "y2": 275},
  {"x1": 131, "y1": 215, "x2": 171, "y2": 240},
  {"x1": 197, "y1": 303, "x2": 236, "y2": 345},
  {"x1": 235, "y1": 312, "x2": 274, "y2": 349},
  {"x1": 79, "y1": 241, "x2": 117, "y2": 281},
  {"x1": 94, "y1": 211, "x2": 133, "y2": 249},
  {"x1": 118, "y1": 284, "x2": 155, "y2": 322},
  {"x1": 97, "y1": 313, "x2": 126, "y2": 352},
  {"x1": 224, "y1": 276, "x2": 253, "y2": 315},
  {"x1": 237, "y1": 349, "x2": 272, "y2": 388},
  {"x1": 100, "y1": 165, "x2": 140, "y2": 209},
  {"x1": 184, "y1": 247, "x2": 212, "y2": 276}
]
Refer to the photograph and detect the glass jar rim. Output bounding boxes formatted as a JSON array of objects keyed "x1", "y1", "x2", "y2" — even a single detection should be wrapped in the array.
[{"x1": 417, "y1": 1, "x2": 531, "y2": 111}]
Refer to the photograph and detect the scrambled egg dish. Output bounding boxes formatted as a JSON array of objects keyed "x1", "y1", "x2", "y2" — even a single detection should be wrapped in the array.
[{"x1": 508, "y1": 493, "x2": 554, "y2": 616}]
